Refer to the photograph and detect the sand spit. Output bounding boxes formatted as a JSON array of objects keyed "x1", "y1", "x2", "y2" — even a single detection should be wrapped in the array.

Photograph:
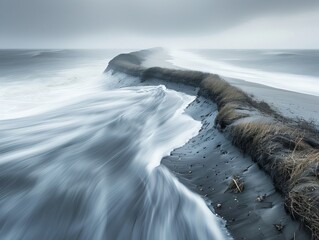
[{"x1": 105, "y1": 49, "x2": 319, "y2": 239}]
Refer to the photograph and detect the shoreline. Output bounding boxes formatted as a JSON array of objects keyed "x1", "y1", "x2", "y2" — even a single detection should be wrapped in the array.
[
  {"x1": 164, "y1": 92, "x2": 308, "y2": 239},
  {"x1": 142, "y1": 48, "x2": 319, "y2": 124},
  {"x1": 105, "y1": 49, "x2": 319, "y2": 239}
]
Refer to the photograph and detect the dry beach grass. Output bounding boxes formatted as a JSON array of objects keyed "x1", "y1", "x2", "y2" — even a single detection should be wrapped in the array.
[{"x1": 106, "y1": 50, "x2": 319, "y2": 238}]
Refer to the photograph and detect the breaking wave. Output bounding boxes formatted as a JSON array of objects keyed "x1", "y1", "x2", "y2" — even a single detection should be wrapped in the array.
[{"x1": 0, "y1": 78, "x2": 231, "y2": 239}]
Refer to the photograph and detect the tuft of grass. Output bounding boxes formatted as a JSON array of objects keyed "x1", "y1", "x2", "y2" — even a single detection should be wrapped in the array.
[
  {"x1": 201, "y1": 76, "x2": 249, "y2": 107},
  {"x1": 230, "y1": 121, "x2": 319, "y2": 235},
  {"x1": 288, "y1": 151, "x2": 319, "y2": 181},
  {"x1": 215, "y1": 104, "x2": 249, "y2": 130},
  {"x1": 141, "y1": 67, "x2": 207, "y2": 86},
  {"x1": 229, "y1": 176, "x2": 245, "y2": 193},
  {"x1": 288, "y1": 174, "x2": 319, "y2": 237}
]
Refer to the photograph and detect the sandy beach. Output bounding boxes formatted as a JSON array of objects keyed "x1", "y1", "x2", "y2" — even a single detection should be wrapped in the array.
[
  {"x1": 3, "y1": 0, "x2": 319, "y2": 239},
  {"x1": 142, "y1": 49, "x2": 319, "y2": 124},
  {"x1": 106, "y1": 48, "x2": 319, "y2": 239}
]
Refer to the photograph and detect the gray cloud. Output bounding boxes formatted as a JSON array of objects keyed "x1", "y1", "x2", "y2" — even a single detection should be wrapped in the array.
[{"x1": 1, "y1": 0, "x2": 319, "y2": 48}]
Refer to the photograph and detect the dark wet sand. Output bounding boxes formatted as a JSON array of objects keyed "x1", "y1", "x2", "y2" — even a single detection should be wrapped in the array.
[
  {"x1": 164, "y1": 98, "x2": 310, "y2": 239},
  {"x1": 138, "y1": 78, "x2": 311, "y2": 240},
  {"x1": 108, "y1": 72, "x2": 311, "y2": 239}
]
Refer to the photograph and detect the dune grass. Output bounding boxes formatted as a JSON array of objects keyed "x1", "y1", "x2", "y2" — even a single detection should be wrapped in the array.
[
  {"x1": 200, "y1": 76, "x2": 249, "y2": 107},
  {"x1": 106, "y1": 50, "x2": 319, "y2": 238},
  {"x1": 141, "y1": 67, "x2": 208, "y2": 86}
]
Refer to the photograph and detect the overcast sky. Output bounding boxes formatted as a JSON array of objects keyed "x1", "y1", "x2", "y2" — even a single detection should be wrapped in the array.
[{"x1": 1, "y1": 0, "x2": 319, "y2": 49}]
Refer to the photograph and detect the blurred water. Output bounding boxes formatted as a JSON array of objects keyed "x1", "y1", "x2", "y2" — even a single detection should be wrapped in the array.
[
  {"x1": 0, "y1": 50, "x2": 125, "y2": 119},
  {"x1": 0, "y1": 50, "x2": 230, "y2": 240},
  {"x1": 169, "y1": 49, "x2": 319, "y2": 96}
]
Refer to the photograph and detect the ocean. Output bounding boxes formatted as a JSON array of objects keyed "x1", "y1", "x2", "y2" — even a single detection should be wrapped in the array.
[
  {"x1": 1, "y1": 49, "x2": 318, "y2": 239},
  {"x1": 169, "y1": 49, "x2": 319, "y2": 97},
  {"x1": 0, "y1": 50, "x2": 231, "y2": 239}
]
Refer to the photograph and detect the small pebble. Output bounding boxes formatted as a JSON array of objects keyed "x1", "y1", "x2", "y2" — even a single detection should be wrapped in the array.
[{"x1": 274, "y1": 224, "x2": 285, "y2": 232}]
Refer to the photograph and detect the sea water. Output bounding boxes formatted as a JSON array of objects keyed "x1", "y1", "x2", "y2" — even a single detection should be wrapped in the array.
[{"x1": 0, "y1": 50, "x2": 231, "y2": 240}]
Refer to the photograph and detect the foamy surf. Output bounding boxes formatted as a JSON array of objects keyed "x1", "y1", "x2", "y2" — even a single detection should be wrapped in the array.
[
  {"x1": 168, "y1": 49, "x2": 319, "y2": 97},
  {"x1": 0, "y1": 68, "x2": 231, "y2": 240}
]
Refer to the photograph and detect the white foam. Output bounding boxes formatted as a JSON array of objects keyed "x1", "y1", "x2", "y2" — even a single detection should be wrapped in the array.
[
  {"x1": 0, "y1": 81, "x2": 232, "y2": 239},
  {"x1": 168, "y1": 49, "x2": 319, "y2": 97},
  {"x1": 0, "y1": 61, "x2": 107, "y2": 120}
]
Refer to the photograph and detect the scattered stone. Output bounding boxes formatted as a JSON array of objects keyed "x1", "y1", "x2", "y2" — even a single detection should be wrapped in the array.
[
  {"x1": 216, "y1": 203, "x2": 222, "y2": 209},
  {"x1": 220, "y1": 149, "x2": 228, "y2": 155},
  {"x1": 274, "y1": 224, "x2": 285, "y2": 232},
  {"x1": 256, "y1": 194, "x2": 267, "y2": 202}
]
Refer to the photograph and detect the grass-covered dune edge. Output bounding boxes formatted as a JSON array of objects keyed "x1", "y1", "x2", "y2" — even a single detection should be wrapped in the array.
[{"x1": 106, "y1": 49, "x2": 319, "y2": 238}]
